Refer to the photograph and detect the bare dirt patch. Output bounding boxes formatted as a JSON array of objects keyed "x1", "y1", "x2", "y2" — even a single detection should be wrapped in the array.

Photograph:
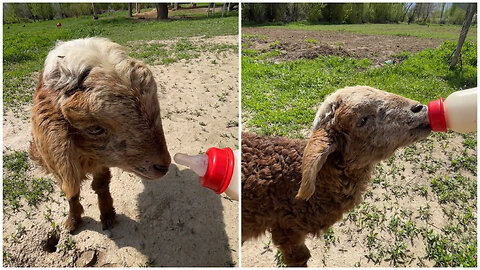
[
  {"x1": 3, "y1": 35, "x2": 239, "y2": 267},
  {"x1": 270, "y1": 41, "x2": 353, "y2": 61},
  {"x1": 243, "y1": 27, "x2": 444, "y2": 65}
]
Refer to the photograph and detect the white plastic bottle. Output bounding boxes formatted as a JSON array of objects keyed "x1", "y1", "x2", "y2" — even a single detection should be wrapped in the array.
[
  {"x1": 174, "y1": 148, "x2": 239, "y2": 201},
  {"x1": 428, "y1": 88, "x2": 477, "y2": 133}
]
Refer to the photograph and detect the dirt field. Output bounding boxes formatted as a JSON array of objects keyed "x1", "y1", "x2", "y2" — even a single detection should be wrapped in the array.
[
  {"x1": 3, "y1": 35, "x2": 239, "y2": 267},
  {"x1": 243, "y1": 27, "x2": 444, "y2": 65}
]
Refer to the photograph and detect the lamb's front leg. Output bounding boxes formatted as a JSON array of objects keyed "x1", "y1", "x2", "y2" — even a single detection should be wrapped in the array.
[
  {"x1": 91, "y1": 167, "x2": 116, "y2": 230},
  {"x1": 271, "y1": 227, "x2": 311, "y2": 267},
  {"x1": 62, "y1": 183, "x2": 84, "y2": 232}
]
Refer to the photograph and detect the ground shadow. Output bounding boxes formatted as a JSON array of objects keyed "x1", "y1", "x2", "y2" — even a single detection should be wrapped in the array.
[{"x1": 87, "y1": 164, "x2": 233, "y2": 267}]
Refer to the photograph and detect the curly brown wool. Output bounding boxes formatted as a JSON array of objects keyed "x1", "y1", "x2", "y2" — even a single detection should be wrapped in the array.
[{"x1": 241, "y1": 86, "x2": 431, "y2": 266}]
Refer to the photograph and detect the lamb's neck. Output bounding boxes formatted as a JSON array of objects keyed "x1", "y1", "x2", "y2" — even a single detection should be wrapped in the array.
[{"x1": 317, "y1": 158, "x2": 374, "y2": 202}]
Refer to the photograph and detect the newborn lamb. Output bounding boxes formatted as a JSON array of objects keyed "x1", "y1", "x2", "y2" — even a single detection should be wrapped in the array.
[
  {"x1": 241, "y1": 86, "x2": 430, "y2": 266},
  {"x1": 30, "y1": 37, "x2": 171, "y2": 232}
]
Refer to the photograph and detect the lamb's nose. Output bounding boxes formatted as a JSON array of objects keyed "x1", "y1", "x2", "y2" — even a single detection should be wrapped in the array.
[
  {"x1": 153, "y1": 164, "x2": 169, "y2": 174},
  {"x1": 411, "y1": 104, "x2": 424, "y2": 113}
]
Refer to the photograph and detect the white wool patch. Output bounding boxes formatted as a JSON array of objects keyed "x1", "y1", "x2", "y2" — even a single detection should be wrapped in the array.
[
  {"x1": 312, "y1": 91, "x2": 340, "y2": 130},
  {"x1": 42, "y1": 37, "x2": 129, "y2": 93}
]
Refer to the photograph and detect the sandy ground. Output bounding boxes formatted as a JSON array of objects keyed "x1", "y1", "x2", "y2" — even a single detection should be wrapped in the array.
[
  {"x1": 3, "y1": 35, "x2": 239, "y2": 267},
  {"x1": 240, "y1": 132, "x2": 475, "y2": 268}
]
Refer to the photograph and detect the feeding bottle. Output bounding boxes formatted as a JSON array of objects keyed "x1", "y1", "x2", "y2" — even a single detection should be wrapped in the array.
[
  {"x1": 174, "y1": 148, "x2": 239, "y2": 201},
  {"x1": 428, "y1": 88, "x2": 477, "y2": 133}
]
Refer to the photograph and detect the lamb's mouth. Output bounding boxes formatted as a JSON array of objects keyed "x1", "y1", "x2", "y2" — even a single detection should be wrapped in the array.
[
  {"x1": 411, "y1": 122, "x2": 431, "y2": 137},
  {"x1": 414, "y1": 123, "x2": 430, "y2": 130},
  {"x1": 131, "y1": 167, "x2": 167, "y2": 181}
]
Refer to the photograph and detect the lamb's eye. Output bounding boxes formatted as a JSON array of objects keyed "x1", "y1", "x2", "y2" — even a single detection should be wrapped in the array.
[
  {"x1": 85, "y1": 125, "x2": 105, "y2": 135},
  {"x1": 358, "y1": 117, "x2": 368, "y2": 127}
]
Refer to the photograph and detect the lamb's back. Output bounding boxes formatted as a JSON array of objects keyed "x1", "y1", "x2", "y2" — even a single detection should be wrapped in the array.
[{"x1": 241, "y1": 133, "x2": 306, "y2": 213}]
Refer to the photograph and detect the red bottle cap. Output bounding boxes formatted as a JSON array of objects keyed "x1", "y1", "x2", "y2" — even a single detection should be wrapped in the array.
[
  {"x1": 200, "y1": 147, "x2": 234, "y2": 194},
  {"x1": 428, "y1": 97, "x2": 447, "y2": 132}
]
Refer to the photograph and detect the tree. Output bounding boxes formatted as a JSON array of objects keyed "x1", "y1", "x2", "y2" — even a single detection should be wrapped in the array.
[
  {"x1": 128, "y1": 3, "x2": 132, "y2": 17},
  {"x1": 439, "y1": 3, "x2": 447, "y2": 23},
  {"x1": 402, "y1": 3, "x2": 413, "y2": 22},
  {"x1": 419, "y1": 3, "x2": 434, "y2": 23},
  {"x1": 450, "y1": 3, "x2": 477, "y2": 69},
  {"x1": 29, "y1": 3, "x2": 55, "y2": 21},
  {"x1": 156, "y1": 3, "x2": 168, "y2": 20},
  {"x1": 92, "y1": 3, "x2": 98, "y2": 20}
]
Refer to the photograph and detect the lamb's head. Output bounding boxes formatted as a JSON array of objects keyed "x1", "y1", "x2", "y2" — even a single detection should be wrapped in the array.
[
  {"x1": 43, "y1": 37, "x2": 171, "y2": 180},
  {"x1": 297, "y1": 86, "x2": 431, "y2": 200}
]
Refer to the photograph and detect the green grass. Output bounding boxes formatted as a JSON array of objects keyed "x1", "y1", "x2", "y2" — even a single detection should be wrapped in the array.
[
  {"x1": 430, "y1": 175, "x2": 476, "y2": 204},
  {"x1": 128, "y1": 39, "x2": 237, "y2": 66},
  {"x1": 242, "y1": 41, "x2": 476, "y2": 137},
  {"x1": 3, "y1": 10, "x2": 238, "y2": 112},
  {"x1": 423, "y1": 228, "x2": 477, "y2": 267},
  {"x1": 264, "y1": 23, "x2": 477, "y2": 42},
  {"x1": 3, "y1": 151, "x2": 55, "y2": 215}
]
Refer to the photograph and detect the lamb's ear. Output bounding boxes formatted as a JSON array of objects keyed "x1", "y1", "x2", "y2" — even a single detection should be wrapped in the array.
[
  {"x1": 43, "y1": 57, "x2": 92, "y2": 97},
  {"x1": 296, "y1": 128, "x2": 336, "y2": 200},
  {"x1": 312, "y1": 96, "x2": 342, "y2": 130},
  {"x1": 60, "y1": 91, "x2": 94, "y2": 129},
  {"x1": 129, "y1": 61, "x2": 157, "y2": 95}
]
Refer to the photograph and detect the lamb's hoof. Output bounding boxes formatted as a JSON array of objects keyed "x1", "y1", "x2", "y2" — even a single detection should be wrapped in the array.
[
  {"x1": 284, "y1": 245, "x2": 311, "y2": 267},
  {"x1": 64, "y1": 215, "x2": 82, "y2": 232},
  {"x1": 286, "y1": 261, "x2": 308, "y2": 267},
  {"x1": 100, "y1": 210, "x2": 116, "y2": 230}
]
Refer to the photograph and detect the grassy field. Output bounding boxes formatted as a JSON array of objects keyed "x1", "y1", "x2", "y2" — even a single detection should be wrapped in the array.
[
  {"x1": 3, "y1": 151, "x2": 54, "y2": 216},
  {"x1": 242, "y1": 40, "x2": 476, "y2": 137},
  {"x1": 262, "y1": 23, "x2": 477, "y2": 42},
  {"x1": 3, "y1": 9, "x2": 238, "y2": 112},
  {"x1": 241, "y1": 26, "x2": 477, "y2": 266}
]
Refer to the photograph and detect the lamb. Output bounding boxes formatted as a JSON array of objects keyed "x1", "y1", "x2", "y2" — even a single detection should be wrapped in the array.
[
  {"x1": 29, "y1": 37, "x2": 171, "y2": 232},
  {"x1": 241, "y1": 86, "x2": 431, "y2": 266}
]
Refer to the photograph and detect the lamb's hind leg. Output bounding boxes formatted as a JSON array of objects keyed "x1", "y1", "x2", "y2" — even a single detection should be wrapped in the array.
[
  {"x1": 271, "y1": 227, "x2": 311, "y2": 267},
  {"x1": 91, "y1": 167, "x2": 116, "y2": 230}
]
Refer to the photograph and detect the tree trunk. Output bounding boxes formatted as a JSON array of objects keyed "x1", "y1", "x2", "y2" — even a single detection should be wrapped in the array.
[
  {"x1": 128, "y1": 3, "x2": 133, "y2": 17},
  {"x1": 408, "y1": 3, "x2": 420, "y2": 24},
  {"x1": 92, "y1": 3, "x2": 98, "y2": 20},
  {"x1": 401, "y1": 3, "x2": 413, "y2": 22},
  {"x1": 136, "y1": 3, "x2": 141, "y2": 14},
  {"x1": 439, "y1": 3, "x2": 446, "y2": 23},
  {"x1": 156, "y1": 3, "x2": 168, "y2": 20},
  {"x1": 450, "y1": 3, "x2": 477, "y2": 69}
]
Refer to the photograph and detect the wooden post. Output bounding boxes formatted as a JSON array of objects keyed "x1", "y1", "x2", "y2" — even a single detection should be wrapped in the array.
[
  {"x1": 450, "y1": 3, "x2": 476, "y2": 69},
  {"x1": 92, "y1": 3, "x2": 98, "y2": 20}
]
